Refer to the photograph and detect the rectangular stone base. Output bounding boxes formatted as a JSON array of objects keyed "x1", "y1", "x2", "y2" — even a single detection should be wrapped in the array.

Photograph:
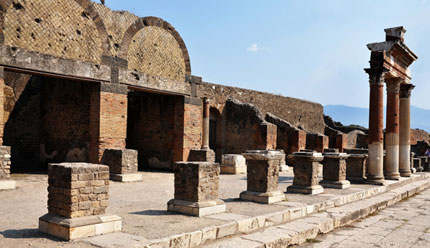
[
  {"x1": 320, "y1": 180, "x2": 351, "y2": 189},
  {"x1": 287, "y1": 185, "x2": 324, "y2": 195},
  {"x1": 167, "y1": 199, "x2": 226, "y2": 217},
  {"x1": 239, "y1": 191, "x2": 285, "y2": 204},
  {"x1": 0, "y1": 180, "x2": 16, "y2": 190},
  {"x1": 280, "y1": 164, "x2": 289, "y2": 172},
  {"x1": 221, "y1": 165, "x2": 246, "y2": 174},
  {"x1": 39, "y1": 214, "x2": 122, "y2": 240},
  {"x1": 110, "y1": 173, "x2": 143, "y2": 182}
]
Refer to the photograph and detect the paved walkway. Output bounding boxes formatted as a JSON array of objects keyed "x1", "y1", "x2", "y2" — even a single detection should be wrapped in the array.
[{"x1": 299, "y1": 188, "x2": 430, "y2": 248}]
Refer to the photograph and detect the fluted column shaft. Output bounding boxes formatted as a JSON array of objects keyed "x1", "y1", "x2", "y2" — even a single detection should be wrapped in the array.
[
  {"x1": 384, "y1": 78, "x2": 401, "y2": 180},
  {"x1": 366, "y1": 68, "x2": 385, "y2": 185},
  {"x1": 399, "y1": 84, "x2": 415, "y2": 177}
]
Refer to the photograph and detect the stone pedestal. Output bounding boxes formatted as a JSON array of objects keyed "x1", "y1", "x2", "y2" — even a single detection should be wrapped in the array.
[
  {"x1": 321, "y1": 152, "x2": 350, "y2": 189},
  {"x1": 346, "y1": 154, "x2": 368, "y2": 183},
  {"x1": 168, "y1": 162, "x2": 225, "y2": 217},
  {"x1": 240, "y1": 150, "x2": 285, "y2": 204},
  {"x1": 418, "y1": 156, "x2": 429, "y2": 172},
  {"x1": 102, "y1": 149, "x2": 142, "y2": 182},
  {"x1": 188, "y1": 149, "x2": 216, "y2": 163},
  {"x1": 221, "y1": 154, "x2": 246, "y2": 174},
  {"x1": 413, "y1": 158, "x2": 423, "y2": 172},
  {"x1": 287, "y1": 151, "x2": 324, "y2": 195},
  {"x1": 39, "y1": 163, "x2": 121, "y2": 240},
  {"x1": 0, "y1": 146, "x2": 16, "y2": 190}
]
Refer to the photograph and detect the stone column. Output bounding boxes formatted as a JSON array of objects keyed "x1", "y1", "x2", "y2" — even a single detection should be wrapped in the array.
[
  {"x1": 384, "y1": 78, "x2": 401, "y2": 180},
  {"x1": 202, "y1": 97, "x2": 210, "y2": 150},
  {"x1": 89, "y1": 82, "x2": 128, "y2": 164},
  {"x1": 365, "y1": 68, "x2": 386, "y2": 185},
  {"x1": 399, "y1": 84, "x2": 415, "y2": 177},
  {"x1": 287, "y1": 151, "x2": 324, "y2": 194},
  {"x1": 240, "y1": 150, "x2": 285, "y2": 203},
  {"x1": 168, "y1": 162, "x2": 225, "y2": 216},
  {"x1": 39, "y1": 163, "x2": 121, "y2": 240}
]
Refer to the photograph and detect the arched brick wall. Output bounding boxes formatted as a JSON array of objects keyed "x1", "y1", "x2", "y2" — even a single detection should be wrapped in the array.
[
  {"x1": 120, "y1": 17, "x2": 191, "y2": 81},
  {"x1": 0, "y1": 0, "x2": 110, "y2": 63}
]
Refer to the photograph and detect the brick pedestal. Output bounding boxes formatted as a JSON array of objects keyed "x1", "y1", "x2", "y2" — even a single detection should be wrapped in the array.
[
  {"x1": 321, "y1": 152, "x2": 350, "y2": 189},
  {"x1": 413, "y1": 158, "x2": 423, "y2": 172},
  {"x1": 240, "y1": 150, "x2": 285, "y2": 204},
  {"x1": 39, "y1": 163, "x2": 121, "y2": 240},
  {"x1": 168, "y1": 162, "x2": 225, "y2": 217},
  {"x1": 346, "y1": 154, "x2": 368, "y2": 183},
  {"x1": 0, "y1": 146, "x2": 16, "y2": 190},
  {"x1": 101, "y1": 149, "x2": 142, "y2": 182},
  {"x1": 188, "y1": 149, "x2": 215, "y2": 163},
  {"x1": 287, "y1": 151, "x2": 324, "y2": 195},
  {"x1": 221, "y1": 154, "x2": 246, "y2": 174}
]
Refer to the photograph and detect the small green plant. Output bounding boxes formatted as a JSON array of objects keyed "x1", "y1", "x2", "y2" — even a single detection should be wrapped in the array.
[{"x1": 306, "y1": 238, "x2": 321, "y2": 243}]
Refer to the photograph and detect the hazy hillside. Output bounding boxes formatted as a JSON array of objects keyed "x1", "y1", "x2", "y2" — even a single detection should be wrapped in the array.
[{"x1": 324, "y1": 105, "x2": 430, "y2": 132}]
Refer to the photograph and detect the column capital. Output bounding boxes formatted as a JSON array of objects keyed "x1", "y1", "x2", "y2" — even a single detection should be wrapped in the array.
[
  {"x1": 400, "y1": 84, "x2": 415, "y2": 98},
  {"x1": 365, "y1": 68, "x2": 388, "y2": 86},
  {"x1": 385, "y1": 77, "x2": 402, "y2": 94}
]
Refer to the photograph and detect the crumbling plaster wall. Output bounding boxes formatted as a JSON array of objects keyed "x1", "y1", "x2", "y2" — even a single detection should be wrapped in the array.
[{"x1": 197, "y1": 81, "x2": 325, "y2": 134}]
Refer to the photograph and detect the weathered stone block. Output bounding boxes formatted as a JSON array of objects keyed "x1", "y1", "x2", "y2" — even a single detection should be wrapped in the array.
[
  {"x1": 221, "y1": 154, "x2": 247, "y2": 174},
  {"x1": 287, "y1": 151, "x2": 324, "y2": 194},
  {"x1": 240, "y1": 150, "x2": 285, "y2": 204},
  {"x1": 101, "y1": 149, "x2": 142, "y2": 182},
  {"x1": 320, "y1": 153, "x2": 350, "y2": 189},
  {"x1": 0, "y1": 146, "x2": 16, "y2": 190},
  {"x1": 168, "y1": 162, "x2": 225, "y2": 216},
  {"x1": 346, "y1": 154, "x2": 368, "y2": 183},
  {"x1": 188, "y1": 149, "x2": 215, "y2": 163}
]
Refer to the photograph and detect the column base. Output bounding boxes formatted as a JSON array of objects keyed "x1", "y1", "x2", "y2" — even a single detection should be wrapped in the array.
[
  {"x1": 365, "y1": 176, "x2": 386, "y2": 185},
  {"x1": 400, "y1": 169, "x2": 412, "y2": 177},
  {"x1": 38, "y1": 213, "x2": 122, "y2": 240},
  {"x1": 221, "y1": 165, "x2": 246, "y2": 174},
  {"x1": 320, "y1": 180, "x2": 351, "y2": 189},
  {"x1": 286, "y1": 185, "x2": 324, "y2": 195},
  {"x1": 346, "y1": 177, "x2": 367, "y2": 184},
  {"x1": 167, "y1": 199, "x2": 225, "y2": 217},
  {"x1": 0, "y1": 180, "x2": 16, "y2": 190},
  {"x1": 384, "y1": 172, "x2": 401, "y2": 181},
  {"x1": 239, "y1": 191, "x2": 285, "y2": 204},
  {"x1": 110, "y1": 173, "x2": 143, "y2": 182}
]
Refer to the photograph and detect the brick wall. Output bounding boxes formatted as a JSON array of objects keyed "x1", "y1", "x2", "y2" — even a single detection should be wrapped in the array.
[
  {"x1": 197, "y1": 81, "x2": 325, "y2": 134},
  {"x1": 411, "y1": 129, "x2": 430, "y2": 145},
  {"x1": 126, "y1": 91, "x2": 176, "y2": 169}
]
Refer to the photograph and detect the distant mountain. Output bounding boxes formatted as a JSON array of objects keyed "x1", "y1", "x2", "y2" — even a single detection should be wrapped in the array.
[{"x1": 324, "y1": 105, "x2": 430, "y2": 132}]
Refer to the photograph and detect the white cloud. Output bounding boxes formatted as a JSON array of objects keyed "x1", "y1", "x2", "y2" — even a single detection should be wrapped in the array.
[{"x1": 247, "y1": 43, "x2": 271, "y2": 52}]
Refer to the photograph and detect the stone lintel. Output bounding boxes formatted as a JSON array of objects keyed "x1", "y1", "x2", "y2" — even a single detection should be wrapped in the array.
[{"x1": 38, "y1": 214, "x2": 121, "y2": 240}]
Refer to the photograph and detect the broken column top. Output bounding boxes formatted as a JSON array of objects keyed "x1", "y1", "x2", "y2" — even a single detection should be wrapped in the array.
[{"x1": 384, "y1": 26, "x2": 406, "y2": 42}]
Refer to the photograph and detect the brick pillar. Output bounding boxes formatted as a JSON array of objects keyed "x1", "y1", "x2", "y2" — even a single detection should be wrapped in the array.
[
  {"x1": 384, "y1": 77, "x2": 401, "y2": 180},
  {"x1": 173, "y1": 96, "x2": 202, "y2": 162},
  {"x1": 0, "y1": 67, "x2": 4, "y2": 145},
  {"x1": 39, "y1": 163, "x2": 121, "y2": 240},
  {"x1": 399, "y1": 84, "x2": 415, "y2": 177},
  {"x1": 289, "y1": 129, "x2": 306, "y2": 154},
  {"x1": 315, "y1": 135, "x2": 329, "y2": 153},
  {"x1": 335, "y1": 134, "x2": 347, "y2": 153},
  {"x1": 257, "y1": 123, "x2": 277, "y2": 150},
  {"x1": 365, "y1": 68, "x2": 386, "y2": 185},
  {"x1": 89, "y1": 82, "x2": 127, "y2": 164}
]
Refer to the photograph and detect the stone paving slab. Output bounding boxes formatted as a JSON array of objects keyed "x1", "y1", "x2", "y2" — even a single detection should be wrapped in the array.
[
  {"x1": 199, "y1": 176, "x2": 430, "y2": 248},
  {"x1": 1, "y1": 172, "x2": 430, "y2": 248}
]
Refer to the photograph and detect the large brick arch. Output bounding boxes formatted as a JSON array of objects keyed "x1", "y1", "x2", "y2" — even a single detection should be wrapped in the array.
[
  {"x1": 120, "y1": 17, "x2": 191, "y2": 79},
  {"x1": 0, "y1": 0, "x2": 110, "y2": 63}
]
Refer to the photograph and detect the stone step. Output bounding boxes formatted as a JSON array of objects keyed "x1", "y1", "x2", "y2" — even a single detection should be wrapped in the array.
[{"x1": 203, "y1": 177, "x2": 430, "y2": 248}]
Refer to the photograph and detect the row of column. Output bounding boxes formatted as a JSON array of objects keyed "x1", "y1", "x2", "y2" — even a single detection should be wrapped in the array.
[{"x1": 367, "y1": 68, "x2": 415, "y2": 185}]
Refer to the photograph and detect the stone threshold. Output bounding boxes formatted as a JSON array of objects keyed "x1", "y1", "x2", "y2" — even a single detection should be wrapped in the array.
[{"x1": 82, "y1": 173, "x2": 430, "y2": 248}]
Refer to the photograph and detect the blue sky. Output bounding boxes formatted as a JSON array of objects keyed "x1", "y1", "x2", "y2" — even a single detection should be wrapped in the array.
[{"x1": 105, "y1": 0, "x2": 430, "y2": 109}]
